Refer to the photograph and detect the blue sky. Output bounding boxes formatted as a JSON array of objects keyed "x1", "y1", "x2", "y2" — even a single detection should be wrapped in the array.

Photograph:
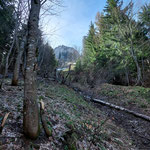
[{"x1": 41, "y1": 0, "x2": 148, "y2": 49}]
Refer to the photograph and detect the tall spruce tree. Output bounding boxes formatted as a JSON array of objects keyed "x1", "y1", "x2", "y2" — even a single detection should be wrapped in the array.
[
  {"x1": 78, "y1": 0, "x2": 150, "y2": 85},
  {"x1": 83, "y1": 22, "x2": 98, "y2": 69}
]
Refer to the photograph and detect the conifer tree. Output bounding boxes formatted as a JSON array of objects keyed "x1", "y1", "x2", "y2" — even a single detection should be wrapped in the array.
[{"x1": 82, "y1": 22, "x2": 98, "y2": 69}]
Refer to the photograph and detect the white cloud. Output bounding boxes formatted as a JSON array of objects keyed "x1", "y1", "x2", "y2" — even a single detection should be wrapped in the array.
[
  {"x1": 40, "y1": 0, "x2": 148, "y2": 49},
  {"x1": 39, "y1": 0, "x2": 106, "y2": 48}
]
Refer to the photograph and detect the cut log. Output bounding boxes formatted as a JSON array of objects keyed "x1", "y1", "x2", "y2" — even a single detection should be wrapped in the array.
[
  {"x1": 40, "y1": 101, "x2": 52, "y2": 137},
  {"x1": 0, "y1": 112, "x2": 10, "y2": 133}
]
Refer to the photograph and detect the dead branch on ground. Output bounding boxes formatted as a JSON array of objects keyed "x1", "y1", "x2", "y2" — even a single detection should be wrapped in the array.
[{"x1": 0, "y1": 112, "x2": 10, "y2": 133}]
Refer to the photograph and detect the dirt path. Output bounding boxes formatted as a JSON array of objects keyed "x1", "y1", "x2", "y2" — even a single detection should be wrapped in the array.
[{"x1": 72, "y1": 87, "x2": 150, "y2": 150}]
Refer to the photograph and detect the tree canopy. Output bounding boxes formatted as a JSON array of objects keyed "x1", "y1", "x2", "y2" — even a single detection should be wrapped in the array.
[{"x1": 78, "y1": 0, "x2": 150, "y2": 86}]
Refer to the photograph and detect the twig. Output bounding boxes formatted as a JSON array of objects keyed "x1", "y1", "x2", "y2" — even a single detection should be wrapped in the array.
[{"x1": 0, "y1": 112, "x2": 10, "y2": 133}]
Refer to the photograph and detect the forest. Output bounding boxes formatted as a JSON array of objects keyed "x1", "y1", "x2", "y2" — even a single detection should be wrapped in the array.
[
  {"x1": 0, "y1": 0, "x2": 150, "y2": 149},
  {"x1": 76, "y1": 0, "x2": 150, "y2": 87}
]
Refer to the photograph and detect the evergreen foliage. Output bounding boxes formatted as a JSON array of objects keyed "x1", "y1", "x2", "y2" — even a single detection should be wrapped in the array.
[
  {"x1": 0, "y1": 0, "x2": 15, "y2": 70},
  {"x1": 78, "y1": 0, "x2": 150, "y2": 85},
  {"x1": 38, "y1": 42, "x2": 57, "y2": 77}
]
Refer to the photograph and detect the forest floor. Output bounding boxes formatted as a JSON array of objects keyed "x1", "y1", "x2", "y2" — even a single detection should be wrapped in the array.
[
  {"x1": 0, "y1": 78, "x2": 138, "y2": 150},
  {"x1": 71, "y1": 82, "x2": 150, "y2": 149},
  {"x1": 71, "y1": 82, "x2": 150, "y2": 115}
]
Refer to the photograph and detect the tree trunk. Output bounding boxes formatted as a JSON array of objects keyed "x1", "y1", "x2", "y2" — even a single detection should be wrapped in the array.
[
  {"x1": 131, "y1": 54, "x2": 142, "y2": 85},
  {"x1": 38, "y1": 46, "x2": 45, "y2": 68},
  {"x1": 141, "y1": 56, "x2": 145, "y2": 80},
  {"x1": 23, "y1": 0, "x2": 41, "y2": 139},
  {"x1": 123, "y1": 59, "x2": 129, "y2": 86},
  {"x1": 0, "y1": 54, "x2": 5, "y2": 74},
  {"x1": 130, "y1": 42, "x2": 142, "y2": 85},
  {"x1": 0, "y1": 35, "x2": 16, "y2": 89},
  {"x1": 22, "y1": 49, "x2": 27, "y2": 79},
  {"x1": 12, "y1": 32, "x2": 27, "y2": 86},
  {"x1": 125, "y1": 68, "x2": 129, "y2": 86},
  {"x1": 0, "y1": 0, "x2": 23, "y2": 89}
]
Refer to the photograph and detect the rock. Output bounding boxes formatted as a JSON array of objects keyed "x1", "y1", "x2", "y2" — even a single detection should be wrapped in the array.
[{"x1": 54, "y1": 45, "x2": 80, "y2": 67}]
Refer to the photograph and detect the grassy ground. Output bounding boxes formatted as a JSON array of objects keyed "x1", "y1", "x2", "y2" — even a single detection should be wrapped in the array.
[
  {"x1": 72, "y1": 79, "x2": 150, "y2": 115},
  {"x1": 0, "y1": 79, "x2": 137, "y2": 149},
  {"x1": 39, "y1": 80, "x2": 136, "y2": 149},
  {"x1": 93, "y1": 83, "x2": 150, "y2": 115}
]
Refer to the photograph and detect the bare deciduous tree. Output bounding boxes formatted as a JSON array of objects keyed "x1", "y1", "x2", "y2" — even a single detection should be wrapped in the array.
[
  {"x1": 12, "y1": 27, "x2": 27, "y2": 86},
  {"x1": 23, "y1": 0, "x2": 41, "y2": 139}
]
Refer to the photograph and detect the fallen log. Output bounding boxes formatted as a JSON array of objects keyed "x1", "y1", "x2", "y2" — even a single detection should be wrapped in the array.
[
  {"x1": 43, "y1": 78, "x2": 150, "y2": 122},
  {"x1": 72, "y1": 87, "x2": 150, "y2": 122},
  {"x1": 0, "y1": 112, "x2": 10, "y2": 133},
  {"x1": 92, "y1": 98, "x2": 150, "y2": 122},
  {"x1": 40, "y1": 101, "x2": 52, "y2": 137}
]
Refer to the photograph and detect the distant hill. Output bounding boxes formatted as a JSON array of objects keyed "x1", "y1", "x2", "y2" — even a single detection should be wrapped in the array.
[{"x1": 54, "y1": 45, "x2": 80, "y2": 63}]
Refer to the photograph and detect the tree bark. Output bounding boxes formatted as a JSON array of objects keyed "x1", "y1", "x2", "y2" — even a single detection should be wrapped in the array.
[
  {"x1": 38, "y1": 46, "x2": 45, "y2": 68},
  {"x1": 125, "y1": 69, "x2": 129, "y2": 86},
  {"x1": 12, "y1": 31, "x2": 27, "y2": 86},
  {"x1": 23, "y1": 0, "x2": 41, "y2": 139},
  {"x1": 4, "y1": 36, "x2": 15, "y2": 77},
  {"x1": 130, "y1": 42, "x2": 142, "y2": 85},
  {"x1": 0, "y1": 35, "x2": 16, "y2": 89},
  {"x1": 141, "y1": 56, "x2": 145, "y2": 80}
]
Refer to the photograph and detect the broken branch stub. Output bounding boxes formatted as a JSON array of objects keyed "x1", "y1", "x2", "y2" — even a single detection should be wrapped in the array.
[{"x1": 40, "y1": 101, "x2": 52, "y2": 137}]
